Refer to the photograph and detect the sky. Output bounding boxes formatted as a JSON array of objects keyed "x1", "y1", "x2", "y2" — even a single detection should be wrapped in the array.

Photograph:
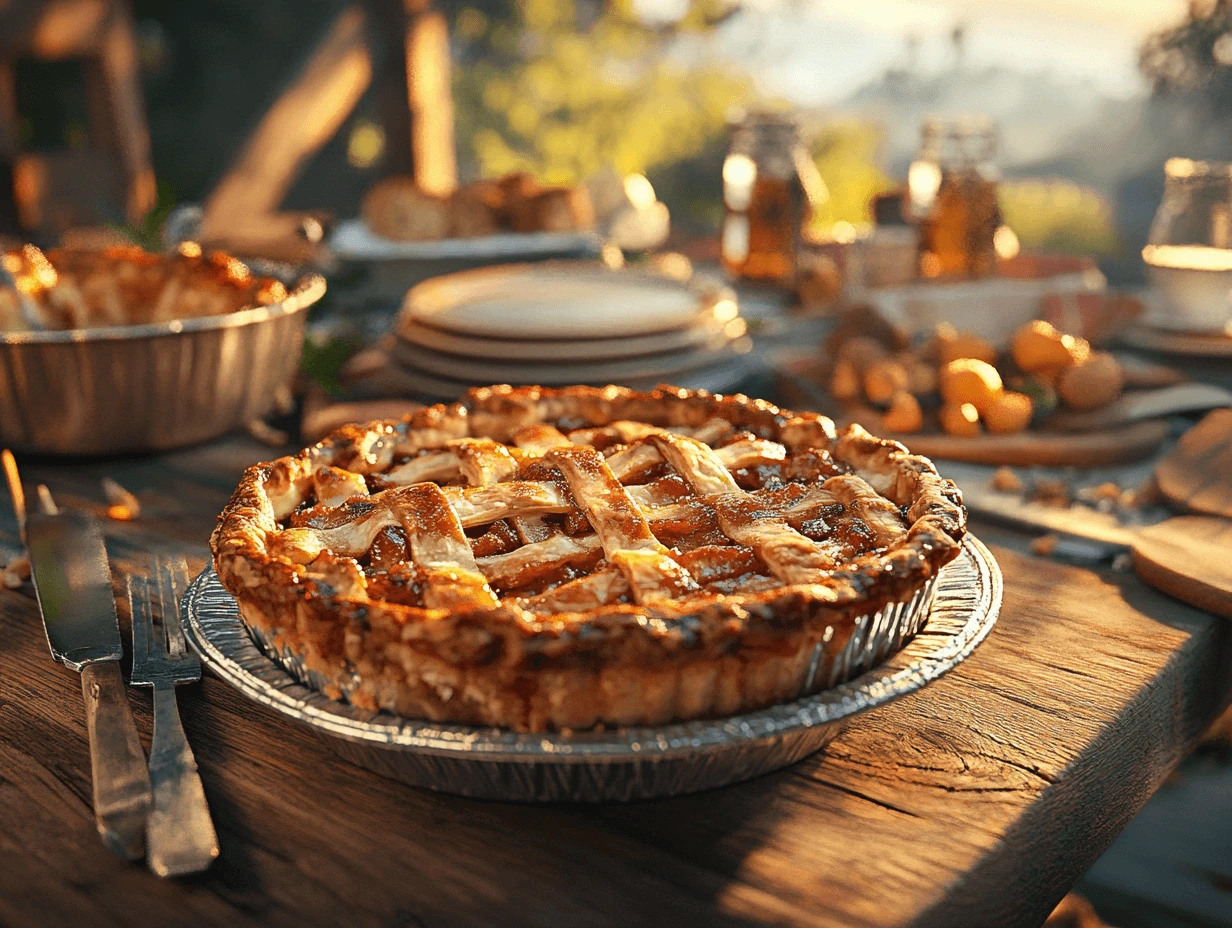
[{"x1": 711, "y1": 0, "x2": 1190, "y2": 104}]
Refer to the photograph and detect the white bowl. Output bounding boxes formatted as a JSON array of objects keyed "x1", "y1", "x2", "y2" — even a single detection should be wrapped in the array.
[
  {"x1": 1145, "y1": 262, "x2": 1232, "y2": 334},
  {"x1": 865, "y1": 270, "x2": 1105, "y2": 347}
]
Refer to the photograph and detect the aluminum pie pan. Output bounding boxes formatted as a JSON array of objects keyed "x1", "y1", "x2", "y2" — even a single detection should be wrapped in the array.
[
  {"x1": 183, "y1": 536, "x2": 1000, "y2": 801},
  {"x1": 0, "y1": 273, "x2": 326, "y2": 455}
]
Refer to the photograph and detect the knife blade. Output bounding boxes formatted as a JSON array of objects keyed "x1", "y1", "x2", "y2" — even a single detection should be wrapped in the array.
[
  {"x1": 26, "y1": 510, "x2": 125, "y2": 669},
  {"x1": 23, "y1": 504, "x2": 152, "y2": 860}
]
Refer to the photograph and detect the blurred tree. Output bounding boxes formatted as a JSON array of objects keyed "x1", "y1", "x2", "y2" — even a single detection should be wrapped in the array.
[
  {"x1": 999, "y1": 179, "x2": 1118, "y2": 257},
  {"x1": 805, "y1": 119, "x2": 893, "y2": 231},
  {"x1": 1140, "y1": 0, "x2": 1232, "y2": 103},
  {"x1": 447, "y1": 0, "x2": 751, "y2": 186}
]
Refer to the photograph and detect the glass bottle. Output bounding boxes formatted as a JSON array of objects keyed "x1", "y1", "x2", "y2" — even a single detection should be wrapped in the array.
[
  {"x1": 721, "y1": 111, "x2": 817, "y2": 283},
  {"x1": 912, "y1": 116, "x2": 1000, "y2": 279}
]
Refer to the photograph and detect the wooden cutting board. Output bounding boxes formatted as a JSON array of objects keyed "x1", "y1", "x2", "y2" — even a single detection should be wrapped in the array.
[
  {"x1": 775, "y1": 368, "x2": 1170, "y2": 467},
  {"x1": 1045, "y1": 382, "x2": 1232, "y2": 432},
  {"x1": 1131, "y1": 516, "x2": 1232, "y2": 620},
  {"x1": 1155, "y1": 408, "x2": 1232, "y2": 519},
  {"x1": 898, "y1": 420, "x2": 1170, "y2": 467},
  {"x1": 946, "y1": 465, "x2": 1232, "y2": 619}
]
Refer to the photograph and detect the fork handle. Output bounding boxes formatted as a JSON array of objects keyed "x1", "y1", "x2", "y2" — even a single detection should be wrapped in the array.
[
  {"x1": 81, "y1": 660, "x2": 152, "y2": 860},
  {"x1": 146, "y1": 682, "x2": 219, "y2": 877}
]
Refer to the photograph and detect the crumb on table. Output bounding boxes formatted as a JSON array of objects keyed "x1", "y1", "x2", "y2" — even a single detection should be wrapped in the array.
[
  {"x1": 1076, "y1": 481, "x2": 1123, "y2": 513},
  {"x1": 1031, "y1": 534, "x2": 1060, "y2": 557},
  {"x1": 991, "y1": 466, "x2": 1024, "y2": 493},
  {"x1": 1, "y1": 552, "x2": 30, "y2": 588},
  {"x1": 1031, "y1": 478, "x2": 1071, "y2": 507}
]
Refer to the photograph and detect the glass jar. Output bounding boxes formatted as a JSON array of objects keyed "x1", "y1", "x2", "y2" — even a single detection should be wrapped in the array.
[
  {"x1": 721, "y1": 110, "x2": 818, "y2": 283},
  {"x1": 1145, "y1": 157, "x2": 1232, "y2": 254},
  {"x1": 912, "y1": 115, "x2": 1000, "y2": 279},
  {"x1": 1142, "y1": 158, "x2": 1232, "y2": 332}
]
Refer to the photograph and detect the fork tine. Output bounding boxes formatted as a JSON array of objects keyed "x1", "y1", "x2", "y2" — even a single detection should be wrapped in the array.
[
  {"x1": 166, "y1": 557, "x2": 193, "y2": 655},
  {"x1": 151, "y1": 555, "x2": 171, "y2": 657},
  {"x1": 155, "y1": 556, "x2": 188, "y2": 659},
  {"x1": 127, "y1": 573, "x2": 151, "y2": 675}
]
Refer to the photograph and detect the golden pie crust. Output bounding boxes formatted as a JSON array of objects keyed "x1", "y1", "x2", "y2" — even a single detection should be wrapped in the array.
[
  {"x1": 1, "y1": 243, "x2": 287, "y2": 331},
  {"x1": 211, "y1": 385, "x2": 966, "y2": 732}
]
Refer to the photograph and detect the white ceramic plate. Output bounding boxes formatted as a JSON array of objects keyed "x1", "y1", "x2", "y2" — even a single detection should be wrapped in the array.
[
  {"x1": 396, "y1": 314, "x2": 738, "y2": 362},
  {"x1": 402, "y1": 264, "x2": 734, "y2": 340},
  {"x1": 387, "y1": 355, "x2": 759, "y2": 401},
  {"x1": 390, "y1": 334, "x2": 752, "y2": 386}
]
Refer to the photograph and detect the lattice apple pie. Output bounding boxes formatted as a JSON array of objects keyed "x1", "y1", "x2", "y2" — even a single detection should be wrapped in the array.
[{"x1": 211, "y1": 386, "x2": 966, "y2": 732}]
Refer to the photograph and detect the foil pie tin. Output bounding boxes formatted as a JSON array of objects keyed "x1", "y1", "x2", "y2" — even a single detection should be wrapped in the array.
[
  {"x1": 183, "y1": 536, "x2": 1001, "y2": 802},
  {"x1": 0, "y1": 272, "x2": 326, "y2": 455}
]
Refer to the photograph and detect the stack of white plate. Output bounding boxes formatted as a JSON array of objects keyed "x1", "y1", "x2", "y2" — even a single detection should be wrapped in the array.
[{"x1": 390, "y1": 264, "x2": 754, "y2": 400}]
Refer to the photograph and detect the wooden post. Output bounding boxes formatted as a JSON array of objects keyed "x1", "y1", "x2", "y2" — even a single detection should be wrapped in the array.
[
  {"x1": 199, "y1": 6, "x2": 374, "y2": 247},
  {"x1": 0, "y1": 0, "x2": 155, "y2": 237},
  {"x1": 367, "y1": 0, "x2": 456, "y2": 195},
  {"x1": 406, "y1": 5, "x2": 456, "y2": 196},
  {"x1": 92, "y1": 5, "x2": 156, "y2": 223}
]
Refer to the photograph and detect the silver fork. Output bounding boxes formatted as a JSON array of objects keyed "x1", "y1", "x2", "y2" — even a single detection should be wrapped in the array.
[{"x1": 127, "y1": 556, "x2": 219, "y2": 877}]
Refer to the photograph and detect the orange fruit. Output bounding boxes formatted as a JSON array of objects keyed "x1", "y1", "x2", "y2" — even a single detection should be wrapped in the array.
[
  {"x1": 939, "y1": 402, "x2": 982, "y2": 437},
  {"x1": 939, "y1": 358, "x2": 1003, "y2": 413}
]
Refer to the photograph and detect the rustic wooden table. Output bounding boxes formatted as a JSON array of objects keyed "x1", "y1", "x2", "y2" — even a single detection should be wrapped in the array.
[{"x1": 1, "y1": 436, "x2": 1229, "y2": 928}]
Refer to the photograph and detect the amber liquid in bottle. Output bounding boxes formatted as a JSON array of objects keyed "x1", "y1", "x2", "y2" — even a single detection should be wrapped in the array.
[
  {"x1": 966, "y1": 174, "x2": 1000, "y2": 276},
  {"x1": 744, "y1": 176, "x2": 799, "y2": 280},
  {"x1": 919, "y1": 175, "x2": 969, "y2": 278},
  {"x1": 724, "y1": 177, "x2": 800, "y2": 281},
  {"x1": 919, "y1": 172, "x2": 999, "y2": 278},
  {"x1": 915, "y1": 117, "x2": 1000, "y2": 279}
]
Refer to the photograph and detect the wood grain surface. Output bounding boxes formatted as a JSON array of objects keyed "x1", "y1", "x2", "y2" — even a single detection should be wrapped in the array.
[
  {"x1": 0, "y1": 438, "x2": 1230, "y2": 928},
  {"x1": 1155, "y1": 408, "x2": 1232, "y2": 519}
]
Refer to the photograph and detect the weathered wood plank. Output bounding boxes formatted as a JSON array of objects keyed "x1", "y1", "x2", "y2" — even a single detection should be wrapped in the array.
[{"x1": 0, "y1": 439, "x2": 1228, "y2": 928}]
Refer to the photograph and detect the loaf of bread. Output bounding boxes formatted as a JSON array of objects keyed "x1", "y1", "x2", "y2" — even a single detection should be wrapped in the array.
[
  {"x1": 362, "y1": 172, "x2": 595, "y2": 241},
  {"x1": 361, "y1": 177, "x2": 450, "y2": 241}
]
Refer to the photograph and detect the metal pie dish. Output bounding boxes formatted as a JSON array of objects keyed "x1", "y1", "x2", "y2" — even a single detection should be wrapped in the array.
[
  {"x1": 183, "y1": 535, "x2": 1001, "y2": 802},
  {"x1": 0, "y1": 273, "x2": 326, "y2": 455}
]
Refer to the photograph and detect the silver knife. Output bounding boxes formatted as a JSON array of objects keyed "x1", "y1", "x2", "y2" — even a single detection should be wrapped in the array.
[{"x1": 4, "y1": 456, "x2": 152, "y2": 859}]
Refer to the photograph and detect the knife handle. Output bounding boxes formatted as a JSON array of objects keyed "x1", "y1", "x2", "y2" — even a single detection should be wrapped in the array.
[{"x1": 81, "y1": 661, "x2": 152, "y2": 860}]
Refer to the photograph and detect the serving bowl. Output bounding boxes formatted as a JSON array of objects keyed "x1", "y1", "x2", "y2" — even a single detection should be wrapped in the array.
[
  {"x1": 0, "y1": 273, "x2": 326, "y2": 455},
  {"x1": 866, "y1": 257, "x2": 1105, "y2": 347}
]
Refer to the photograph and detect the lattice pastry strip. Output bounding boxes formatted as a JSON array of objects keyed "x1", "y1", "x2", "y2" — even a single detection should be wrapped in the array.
[
  {"x1": 271, "y1": 432, "x2": 904, "y2": 620},
  {"x1": 547, "y1": 445, "x2": 698, "y2": 604}
]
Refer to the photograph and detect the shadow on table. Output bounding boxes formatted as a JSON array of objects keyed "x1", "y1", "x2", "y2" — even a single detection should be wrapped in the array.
[{"x1": 170, "y1": 671, "x2": 813, "y2": 928}]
